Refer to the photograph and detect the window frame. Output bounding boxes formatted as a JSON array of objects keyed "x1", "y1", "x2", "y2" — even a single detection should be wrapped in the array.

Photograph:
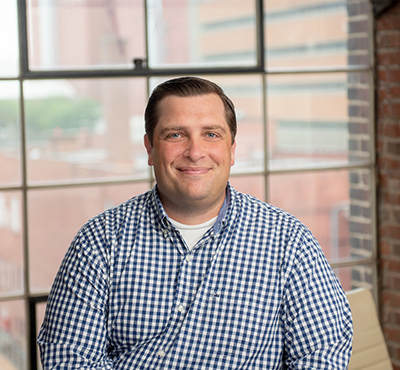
[{"x1": 0, "y1": 0, "x2": 376, "y2": 368}]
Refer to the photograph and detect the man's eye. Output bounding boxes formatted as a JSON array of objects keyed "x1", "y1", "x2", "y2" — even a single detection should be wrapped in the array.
[
  {"x1": 169, "y1": 133, "x2": 181, "y2": 139},
  {"x1": 206, "y1": 132, "x2": 217, "y2": 138}
]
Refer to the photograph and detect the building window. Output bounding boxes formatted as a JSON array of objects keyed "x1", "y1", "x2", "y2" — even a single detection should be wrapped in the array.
[{"x1": 0, "y1": 0, "x2": 374, "y2": 368}]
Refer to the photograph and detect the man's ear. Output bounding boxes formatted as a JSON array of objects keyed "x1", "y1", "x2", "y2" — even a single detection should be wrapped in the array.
[
  {"x1": 144, "y1": 134, "x2": 154, "y2": 166},
  {"x1": 230, "y1": 141, "x2": 236, "y2": 166}
]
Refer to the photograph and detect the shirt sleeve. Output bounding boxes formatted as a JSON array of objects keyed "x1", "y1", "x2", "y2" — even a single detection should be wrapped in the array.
[
  {"x1": 37, "y1": 216, "x2": 113, "y2": 370},
  {"x1": 282, "y1": 227, "x2": 353, "y2": 369}
]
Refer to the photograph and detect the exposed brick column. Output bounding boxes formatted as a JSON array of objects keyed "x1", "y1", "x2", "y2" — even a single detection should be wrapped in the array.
[{"x1": 376, "y1": 2, "x2": 400, "y2": 368}]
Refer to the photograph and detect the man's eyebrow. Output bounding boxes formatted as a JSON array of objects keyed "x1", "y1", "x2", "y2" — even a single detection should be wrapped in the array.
[
  {"x1": 159, "y1": 125, "x2": 228, "y2": 135},
  {"x1": 203, "y1": 124, "x2": 228, "y2": 132},
  {"x1": 159, "y1": 126, "x2": 184, "y2": 136}
]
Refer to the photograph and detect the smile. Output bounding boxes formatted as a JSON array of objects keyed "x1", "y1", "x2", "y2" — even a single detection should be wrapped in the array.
[{"x1": 177, "y1": 167, "x2": 211, "y2": 175}]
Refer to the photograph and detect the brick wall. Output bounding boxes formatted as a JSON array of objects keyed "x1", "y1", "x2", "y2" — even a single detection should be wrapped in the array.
[{"x1": 376, "y1": 2, "x2": 400, "y2": 368}]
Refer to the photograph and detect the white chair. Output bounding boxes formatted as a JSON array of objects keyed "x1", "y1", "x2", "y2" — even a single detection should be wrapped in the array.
[{"x1": 347, "y1": 288, "x2": 393, "y2": 370}]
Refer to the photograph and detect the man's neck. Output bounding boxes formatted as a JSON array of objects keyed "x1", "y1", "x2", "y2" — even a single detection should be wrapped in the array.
[{"x1": 158, "y1": 193, "x2": 225, "y2": 225}]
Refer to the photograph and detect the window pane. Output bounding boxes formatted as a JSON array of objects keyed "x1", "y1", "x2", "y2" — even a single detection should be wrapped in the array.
[
  {"x1": 0, "y1": 81, "x2": 21, "y2": 186},
  {"x1": 268, "y1": 169, "x2": 373, "y2": 263},
  {"x1": 28, "y1": 182, "x2": 151, "y2": 292},
  {"x1": 265, "y1": 0, "x2": 371, "y2": 69},
  {"x1": 148, "y1": 0, "x2": 257, "y2": 68},
  {"x1": 24, "y1": 78, "x2": 148, "y2": 184},
  {"x1": 27, "y1": 0, "x2": 146, "y2": 71},
  {"x1": 0, "y1": 191, "x2": 24, "y2": 297},
  {"x1": 334, "y1": 264, "x2": 375, "y2": 292},
  {"x1": 0, "y1": 300, "x2": 27, "y2": 370},
  {"x1": 212, "y1": 75, "x2": 264, "y2": 174},
  {"x1": 267, "y1": 72, "x2": 371, "y2": 170},
  {"x1": 0, "y1": 0, "x2": 19, "y2": 77},
  {"x1": 229, "y1": 175, "x2": 265, "y2": 202}
]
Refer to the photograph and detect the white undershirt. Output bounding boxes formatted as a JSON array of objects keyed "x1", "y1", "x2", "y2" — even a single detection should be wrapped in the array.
[{"x1": 169, "y1": 216, "x2": 217, "y2": 251}]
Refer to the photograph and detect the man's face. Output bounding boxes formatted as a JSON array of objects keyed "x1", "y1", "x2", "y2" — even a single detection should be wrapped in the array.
[{"x1": 144, "y1": 93, "x2": 236, "y2": 219}]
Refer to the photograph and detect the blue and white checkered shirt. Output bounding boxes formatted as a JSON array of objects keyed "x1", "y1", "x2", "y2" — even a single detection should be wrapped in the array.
[{"x1": 38, "y1": 184, "x2": 353, "y2": 369}]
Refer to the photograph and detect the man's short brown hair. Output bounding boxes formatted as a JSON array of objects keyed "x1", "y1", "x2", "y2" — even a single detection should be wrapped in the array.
[{"x1": 145, "y1": 76, "x2": 237, "y2": 145}]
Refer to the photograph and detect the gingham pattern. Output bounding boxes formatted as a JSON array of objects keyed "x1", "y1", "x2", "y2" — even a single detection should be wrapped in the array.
[{"x1": 38, "y1": 184, "x2": 353, "y2": 369}]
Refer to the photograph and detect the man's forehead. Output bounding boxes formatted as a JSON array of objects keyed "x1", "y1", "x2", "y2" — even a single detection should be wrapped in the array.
[{"x1": 159, "y1": 93, "x2": 223, "y2": 106}]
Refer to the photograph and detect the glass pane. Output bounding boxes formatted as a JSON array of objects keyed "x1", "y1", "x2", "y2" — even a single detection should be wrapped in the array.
[
  {"x1": 0, "y1": 81, "x2": 21, "y2": 186},
  {"x1": 334, "y1": 264, "x2": 375, "y2": 292},
  {"x1": 150, "y1": 74, "x2": 264, "y2": 174},
  {"x1": 0, "y1": 0, "x2": 19, "y2": 77},
  {"x1": 265, "y1": 0, "x2": 371, "y2": 69},
  {"x1": 28, "y1": 182, "x2": 151, "y2": 292},
  {"x1": 229, "y1": 175, "x2": 265, "y2": 202},
  {"x1": 148, "y1": 0, "x2": 257, "y2": 68},
  {"x1": 0, "y1": 300, "x2": 27, "y2": 370},
  {"x1": 0, "y1": 191, "x2": 24, "y2": 297},
  {"x1": 27, "y1": 0, "x2": 146, "y2": 70},
  {"x1": 267, "y1": 72, "x2": 371, "y2": 170},
  {"x1": 24, "y1": 78, "x2": 149, "y2": 184},
  {"x1": 268, "y1": 169, "x2": 373, "y2": 263}
]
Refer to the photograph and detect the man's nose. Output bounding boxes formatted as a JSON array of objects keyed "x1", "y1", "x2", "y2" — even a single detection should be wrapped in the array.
[{"x1": 184, "y1": 137, "x2": 205, "y2": 161}]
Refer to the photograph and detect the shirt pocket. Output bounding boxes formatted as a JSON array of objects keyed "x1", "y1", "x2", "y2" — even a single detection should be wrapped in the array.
[{"x1": 190, "y1": 285, "x2": 271, "y2": 360}]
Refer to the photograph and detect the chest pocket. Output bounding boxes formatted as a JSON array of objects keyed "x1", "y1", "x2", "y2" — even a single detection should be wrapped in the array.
[{"x1": 188, "y1": 285, "x2": 276, "y2": 360}]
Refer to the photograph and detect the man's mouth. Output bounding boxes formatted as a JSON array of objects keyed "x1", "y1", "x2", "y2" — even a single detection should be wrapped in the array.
[{"x1": 177, "y1": 166, "x2": 211, "y2": 175}]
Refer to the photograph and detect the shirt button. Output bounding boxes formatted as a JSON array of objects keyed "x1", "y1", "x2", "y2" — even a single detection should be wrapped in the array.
[
  {"x1": 185, "y1": 255, "x2": 191, "y2": 262},
  {"x1": 157, "y1": 350, "x2": 166, "y2": 358},
  {"x1": 177, "y1": 305, "x2": 184, "y2": 313}
]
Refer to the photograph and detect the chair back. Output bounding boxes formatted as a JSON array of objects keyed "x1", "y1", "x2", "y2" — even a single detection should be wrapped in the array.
[{"x1": 347, "y1": 288, "x2": 393, "y2": 370}]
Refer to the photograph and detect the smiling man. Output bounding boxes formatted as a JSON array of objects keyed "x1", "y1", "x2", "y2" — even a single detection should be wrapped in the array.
[
  {"x1": 144, "y1": 92, "x2": 235, "y2": 224},
  {"x1": 38, "y1": 77, "x2": 353, "y2": 369}
]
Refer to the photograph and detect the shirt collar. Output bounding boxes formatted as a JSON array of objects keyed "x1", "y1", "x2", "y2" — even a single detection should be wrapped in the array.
[{"x1": 150, "y1": 184, "x2": 234, "y2": 233}]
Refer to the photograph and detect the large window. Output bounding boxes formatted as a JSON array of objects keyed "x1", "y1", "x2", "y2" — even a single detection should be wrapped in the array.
[{"x1": 0, "y1": 0, "x2": 374, "y2": 369}]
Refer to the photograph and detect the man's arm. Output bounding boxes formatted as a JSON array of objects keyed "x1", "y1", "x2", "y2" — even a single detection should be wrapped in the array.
[
  {"x1": 37, "y1": 220, "x2": 113, "y2": 369},
  {"x1": 282, "y1": 230, "x2": 353, "y2": 369}
]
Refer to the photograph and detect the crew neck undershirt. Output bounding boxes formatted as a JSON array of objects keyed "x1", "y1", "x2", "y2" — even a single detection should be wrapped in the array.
[{"x1": 169, "y1": 216, "x2": 218, "y2": 251}]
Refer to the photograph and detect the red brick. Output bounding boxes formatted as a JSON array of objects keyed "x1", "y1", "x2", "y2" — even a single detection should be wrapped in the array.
[
  {"x1": 389, "y1": 85, "x2": 400, "y2": 98},
  {"x1": 381, "y1": 240, "x2": 392, "y2": 255},
  {"x1": 377, "y1": 10, "x2": 400, "y2": 31},
  {"x1": 378, "y1": 172, "x2": 400, "y2": 187},
  {"x1": 388, "y1": 69, "x2": 400, "y2": 83},
  {"x1": 379, "y1": 157, "x2": 400, "y2": 170},
  {"x1": 385, "y1": 276, "x2": 400, "y2": 291},
  {"x1": 377, "y1": 138, "x2": 385, "y2": 152},
  {"x1": 385, "y1": 327, "x2": 400, "y2": 342},
  {"x1": 382, "y1": 101, "x2": 400, "y2": 118},
  {"x1": 377, "y1": 31, "x2": 400, "y2": 48},
  {"x1": 382, "y1": 291, "x2": 400, "y2": 308},
  {"x1": 381, "y1": 257, "x2": 400, "y2": 273},
  {"x1": 377, "y1": 68, "x2": 389, "y2": 82},
  {"x1": 383, "y1": 191, "x2": 400, "y2": 205},
  {"x1": 387, "y1": 142, "x2": 400, "y2": 156},
  {"x1": 382, "y1": 124, "x2": 400, "y2": 138},
  {"x1": 392, "y1": 346, "x2": 400, "y2": 363},
  {"x1": 377, "y1": 50, "x2": 400, "y2": 66},
  {"x1": 380, "y1": 225, "x2": 400, "y2": 239}
]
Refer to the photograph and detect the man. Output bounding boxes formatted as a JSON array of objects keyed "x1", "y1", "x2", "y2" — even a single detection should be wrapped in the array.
[{"x1": 38, "y1": 77, "x2": 353, "y2": 369}]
